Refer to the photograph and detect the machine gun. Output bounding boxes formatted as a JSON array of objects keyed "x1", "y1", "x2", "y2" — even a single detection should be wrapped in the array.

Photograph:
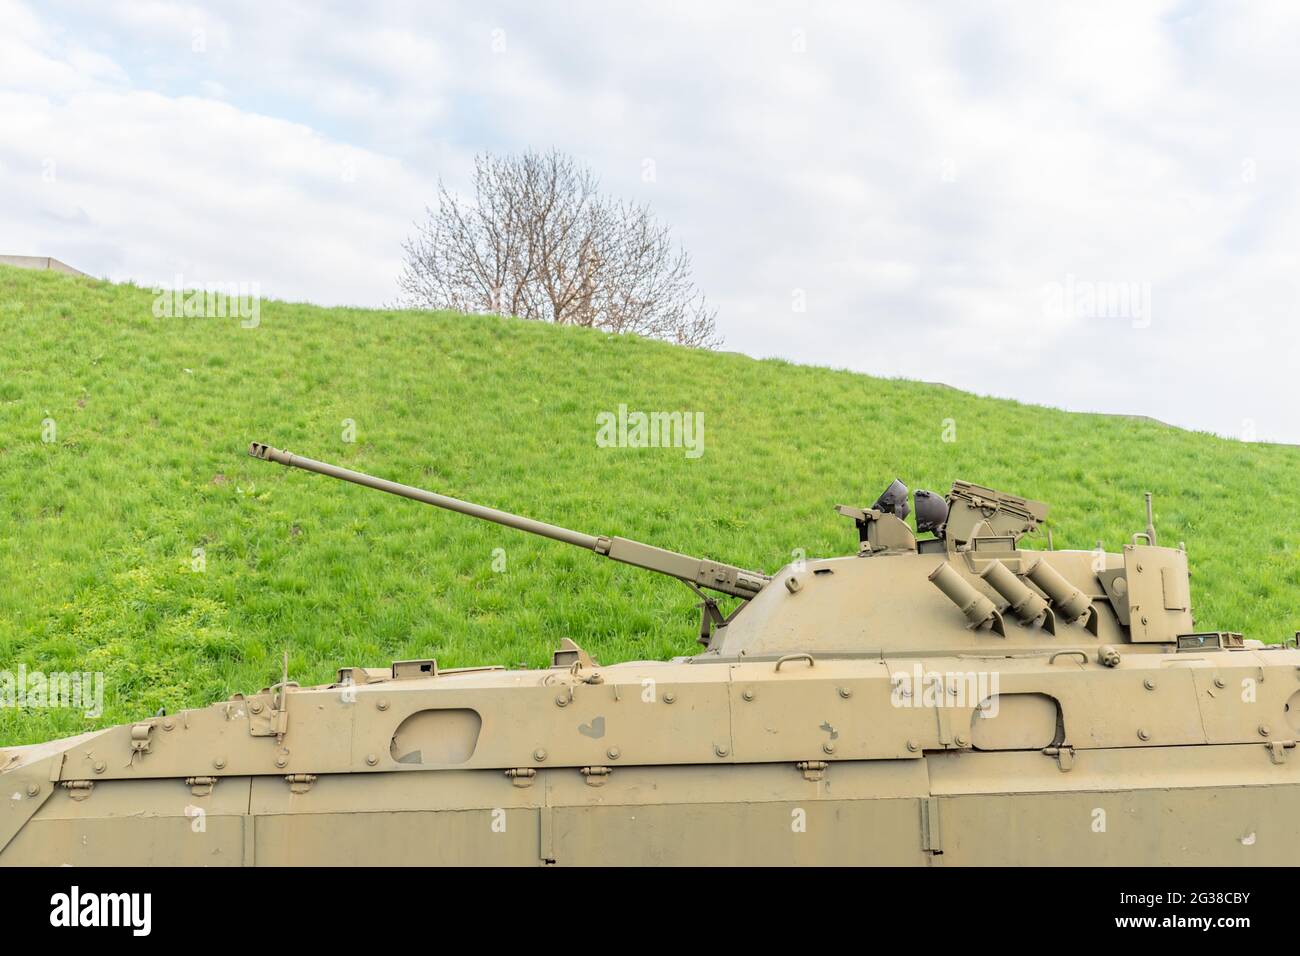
[{"x1": 248, "y1": 444, "x2": 771, "y2": 613}]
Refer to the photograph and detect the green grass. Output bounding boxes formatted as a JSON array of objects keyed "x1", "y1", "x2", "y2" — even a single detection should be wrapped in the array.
[{"x1": 1, "y1": 264, "x2": 1298, "y2": 744}]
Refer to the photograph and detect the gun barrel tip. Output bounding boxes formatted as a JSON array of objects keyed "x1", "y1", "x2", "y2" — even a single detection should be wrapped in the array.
[{"x1": 248, "y1": 442, "x2": 271, "y2": 459}]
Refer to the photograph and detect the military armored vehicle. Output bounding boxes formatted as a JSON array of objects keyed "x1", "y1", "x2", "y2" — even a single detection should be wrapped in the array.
[{"x1": 3, "y1": 443, "x2": 1297, "y2": 865}]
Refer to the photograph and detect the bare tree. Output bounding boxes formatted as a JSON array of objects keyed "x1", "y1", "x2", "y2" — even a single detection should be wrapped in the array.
[{"x1": 398, "y1": 150, "x2": 721, "y2": 348}]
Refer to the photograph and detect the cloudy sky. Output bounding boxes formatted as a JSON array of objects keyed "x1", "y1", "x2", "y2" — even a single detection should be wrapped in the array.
[{"x1": 3, "y1": 1, "x2": 1297, "y2": 441}]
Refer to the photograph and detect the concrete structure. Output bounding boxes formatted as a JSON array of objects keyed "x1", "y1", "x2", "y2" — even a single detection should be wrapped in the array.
[{"x1": 0, "y1": 255, "x2": 87, "y2": 277}]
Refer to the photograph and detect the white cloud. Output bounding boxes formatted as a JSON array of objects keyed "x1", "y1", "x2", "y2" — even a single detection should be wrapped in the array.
[{"x1": 0, "y1": 87, "x2": 437, "y2": 304}]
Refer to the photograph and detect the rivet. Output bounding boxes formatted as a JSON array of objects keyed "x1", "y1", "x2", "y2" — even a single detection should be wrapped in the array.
[
  {"x1": 606, "y1": 747, "x2": 621, "y2": 760},
  {"x1": 742, "y1": 688, "x2": 754, "y2": 701},
  {"x1": 714, "y1": 744, "x2": 729, "y2": 757},
  {"x1": 955, "y1": 735, "x2": 968, "y2": 747},
  {"x1": 93, "y1": 761, "x2": 106, "y2": 774},
  {"x1": 822, "y1": 742, "x2": 835, "y2": 755},
  {"x1": 1141, "y1": 616, "x2": 1149, "y2": 625},
  {"x1": 664, "y1": 692, "x2": 676, "y2": 704},
  {"x1": 906, "y1": 740, "x2": 919, "y2": 752},
  {"x1": 25, "y1": 783, "x2": 39, "y2": 796},
  {"x1": 376, "y1": 699, "x2": 389, "y2": 712},
  {"x1": 1259, "y1": 725, "x2": 1271, "y2": 738},
  {"x1": 838, "y1": 687, "x2": 852, "y2": 699},
  {"x1": 1214, "y1": 677, "x2": 1226, "y2": 689},
  {"x1": 250, "y1": 702, "x2": 263, "y2": 714},
  {"x1": 162, "y1": 719, "x2": 174, "y2": 731},
  {"x1": 555, "y1": 695, "x2": 569, "y2": 707},
  {"x1": 213, "y1": 757, "x2": 226, "y2": 770},
  {"x1": 1137, "y1": 728, "x2": 1150, "y2": 741},
  {"x1": 1144, "y1": 678, "x2": 1156, "y2": 690},
  {"x1": 1136, "y1": 563, "x2": 1144, "y2": 572},
  {"x1": 533, "y1": 748, "x2": 547, "y2": 762},
  {"x1": 366, "y1": 753, "x2": 379, "y2": 765},
  {"x1": 274, "y1": 755, "x2": 287, "y2": 768}
]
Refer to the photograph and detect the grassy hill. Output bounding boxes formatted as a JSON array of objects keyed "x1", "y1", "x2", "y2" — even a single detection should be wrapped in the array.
[{"x1": 2, "y1": 264, "x2": 1298, "y2": 744}]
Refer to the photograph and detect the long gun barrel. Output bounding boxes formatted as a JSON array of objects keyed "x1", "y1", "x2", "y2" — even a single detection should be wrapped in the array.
[{"x1": 248, "y1": 443, "x2": 770, "y2": 599}]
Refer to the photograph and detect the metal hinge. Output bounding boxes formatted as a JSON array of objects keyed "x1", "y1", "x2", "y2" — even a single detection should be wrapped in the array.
[
  {"x1": 505, "y1": 768, "x2": 536, "y2": 788},
  {"x1": 130, "y1": 722, "x2": 154, "y2": 756},
  {"x1": 1267, "y1": 740, "x2": 1296, "y2": 765},
  {"x1": 796, "y1": 760, "x2": 829, "y2": 781},
  {"x1": 247, "y1": 661, "x2": 296, "y2": 740},
  {"x1": 243, "y1": 696, "x2": 283, "y2": 737},
  {"x1": 186, "y1": 776, "x2": 217, "y2": 797},
  {"x1": 62, "y1": 780, "x2": 94, "y2": 801},
  {"x1": 284, "y1": 773, "x2": 316, "y2": 794},
  {"x1": 920, "y1": 796, "x2": 943, "y2": 855},
  {"x1": 1043, "y1": 745, "x2": 1075, "y2": 772},
  {"x1": 580, "y1": 766, "x2": 612, "y2": 787}
]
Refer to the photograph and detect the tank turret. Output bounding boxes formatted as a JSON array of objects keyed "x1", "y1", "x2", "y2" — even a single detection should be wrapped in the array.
[{"x1": 247, "y1": 444, "x2": 1196, "y2": 660}]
